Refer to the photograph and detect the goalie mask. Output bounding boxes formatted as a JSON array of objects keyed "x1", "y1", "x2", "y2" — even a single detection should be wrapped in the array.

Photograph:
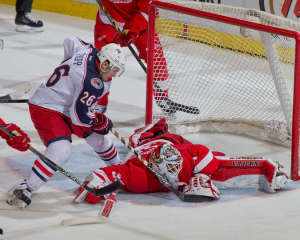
[
  {"x1": 150, "y1": 143, "x2": 183, "y2": 184},
  {"x1": 97, "y1": 43, "x2": 126, "y2": 77}
]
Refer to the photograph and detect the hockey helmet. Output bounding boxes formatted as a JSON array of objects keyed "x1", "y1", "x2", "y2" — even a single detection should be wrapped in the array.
[
  {"x1": 151, "y1": 143, "x2": 183, "y2": 183},
  {"x1": 97, "y1": 43, "x2": 126, "y2": 76}
]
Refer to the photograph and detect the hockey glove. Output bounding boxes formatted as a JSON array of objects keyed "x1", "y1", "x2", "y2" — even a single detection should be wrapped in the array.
[
  {"x1": 114, "y1": 13, "x2": 147, "y2": 47},
  {"x1": 74, "y1": 172, "x2": 106, "y2": 204},
  {"x1": 92, "y1": 113, "x2": 113, "y2": 135},
  {"x1": 140, "y1": 118, "x2": 169, "y2": 141},
  {"x1": 0, "y1": 123, "x2": 31, "y2": 151},
  {"x1": 183, "y1": 173, "x2": 220, "y2": 200}
]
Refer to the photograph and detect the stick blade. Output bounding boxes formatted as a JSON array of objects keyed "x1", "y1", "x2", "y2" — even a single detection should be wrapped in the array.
[
  {"x1": 8, "y1": 82, "x2": 31, "y2": 99},
  {"x1": 182, "y1": 194, "x2": 217, "y2": 202},
  {"x1": 91, "y1": 180, "x2": 122, "y2": 196},
  {"x1": 0, "y1": 82, "x2": 31, "y2": 101},
  {"x1": 61, "y1": 216, "x2": 107, "y2": 226}
]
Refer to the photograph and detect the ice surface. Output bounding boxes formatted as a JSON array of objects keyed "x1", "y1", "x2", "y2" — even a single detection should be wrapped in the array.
[{"x1": 1, "y1": 4, "x2": 300, "y2": 240}]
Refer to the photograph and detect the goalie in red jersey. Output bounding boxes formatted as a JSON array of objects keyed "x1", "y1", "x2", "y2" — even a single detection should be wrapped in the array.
[
  {"x1": 94, "y1": 0, "x2": 172, "y2": 113},
  {"x1": 0, "y1": 118, "x2": 30, "y2": 152},
  {"x1": 74, "y1": 118, "x2": 291, "y2": 215}
]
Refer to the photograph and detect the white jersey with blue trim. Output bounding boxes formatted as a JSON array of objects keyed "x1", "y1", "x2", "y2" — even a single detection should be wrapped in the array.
[{"x1": 29, "y1": 36, "x2": 111, "y2": 127}]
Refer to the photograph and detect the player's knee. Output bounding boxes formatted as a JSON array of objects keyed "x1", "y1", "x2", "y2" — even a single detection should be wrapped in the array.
[{"x1": 45, "y1": 140, "x2": 72, "y2": 165}]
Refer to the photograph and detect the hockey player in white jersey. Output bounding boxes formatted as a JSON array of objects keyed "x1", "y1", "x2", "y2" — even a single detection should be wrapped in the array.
[{"x1": 7, "y1": 36, "x2": 126, "y2": 208}]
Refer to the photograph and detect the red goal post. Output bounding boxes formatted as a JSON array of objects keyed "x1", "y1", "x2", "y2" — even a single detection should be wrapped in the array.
[{"x1": 146, "y1": 0, "x2": 300, "y2": 180}]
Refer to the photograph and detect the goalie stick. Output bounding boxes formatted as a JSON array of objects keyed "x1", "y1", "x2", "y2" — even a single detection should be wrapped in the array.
[
  {"x1": 95, "y1": 0, "x2": 199, "y2": 115},
  {"x1": 110, "y1": 128, "x2": 214, "y2": 202},
  {"x1": 0, "y1": 124, "x2": 121, "y2": 197}
]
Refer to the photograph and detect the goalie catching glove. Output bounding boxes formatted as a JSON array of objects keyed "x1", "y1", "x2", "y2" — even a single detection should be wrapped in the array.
[
  {"x1": 92, "y1": 113, "x2": 113, "y2": 135},
  {"x1": 181, "y1": 173, "x2": 220, "y2": 200}
]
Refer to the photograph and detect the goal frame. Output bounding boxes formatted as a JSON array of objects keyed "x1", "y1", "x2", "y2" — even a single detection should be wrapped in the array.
[{"x1": 146, "y1": 0, "x2": 300, "y2": 180}]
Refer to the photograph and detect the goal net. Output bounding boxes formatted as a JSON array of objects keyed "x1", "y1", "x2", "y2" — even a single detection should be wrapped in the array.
[{"x1": 146, "y1": 0, "x2": 300, "y2": 180}]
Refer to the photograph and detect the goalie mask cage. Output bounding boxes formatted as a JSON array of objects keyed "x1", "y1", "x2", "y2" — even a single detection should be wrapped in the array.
[{"x1": 146, "y1": 0, "x2": 300, "y2": 180}]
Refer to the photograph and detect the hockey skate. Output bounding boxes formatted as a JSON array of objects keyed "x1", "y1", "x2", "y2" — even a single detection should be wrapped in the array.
[
  {"x1": 259, "y1": 162, "x2": 291, "y2": 193},
  {"x1": 7, "y1": 181, "x2": 32, "y2": 208},
  {"x1": 15, "y1": 12, "x2": 44, "y2": 32}
]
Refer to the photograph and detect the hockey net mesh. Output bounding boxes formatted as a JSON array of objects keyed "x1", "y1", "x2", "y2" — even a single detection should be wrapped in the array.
[
  {"x1": 148, "y1": 0, "x2": 299, "y2": 145},
  {"x1": 147, "y1": 0, "x2": 300, "y2": 179}
]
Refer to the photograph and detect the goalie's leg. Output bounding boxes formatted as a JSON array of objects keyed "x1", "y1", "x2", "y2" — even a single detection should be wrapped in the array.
[
  {"x1": 135, "y1": 32, "x2": 175, "y2": 115},
  {"x1": 212, "y1": 156, "x2": 291, "y2": 192}
]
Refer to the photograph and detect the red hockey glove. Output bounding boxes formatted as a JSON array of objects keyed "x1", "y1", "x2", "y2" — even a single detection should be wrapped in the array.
[
  {"x1": 113, "y1": 32, "x2": 129, "y2": 47},
  {"x1": 114, "y1": 30, "x2": 139, "y2": 47},
  {"x1": 140, "y1": 118, "x2": 169, "y2": 141},
  {"x1": 92, "y1": 113, "x2": 113, "y2": 135},
  {"x1": 1, "y1": 123, "x2": 30, "y2": 151},
  {"x1": 114, "y1": 13, "x2": 147, "y2": 47}
]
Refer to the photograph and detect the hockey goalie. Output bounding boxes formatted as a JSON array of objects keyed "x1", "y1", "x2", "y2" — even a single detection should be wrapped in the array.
[{"x1": 74, "y1": 118, "x2": 291, "y2": 214}]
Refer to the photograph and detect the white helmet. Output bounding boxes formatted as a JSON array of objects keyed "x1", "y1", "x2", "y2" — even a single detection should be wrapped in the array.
[
  {"x1": 150, "y1": 143, "x2": 183, "y2": 184},
  {"x1": 97, "y1": 43, "x2": 126, "y2": 76}
]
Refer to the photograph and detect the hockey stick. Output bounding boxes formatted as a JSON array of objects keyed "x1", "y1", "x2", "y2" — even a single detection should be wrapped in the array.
[
  {"x1": 0, "y1": 124, "x2": 121, "y2": 196},
  {"x1": 0, "y1": 82, "x2": 31, "y2": 103},
  {"x1": 0, "y1": 99, "x2": 29, "y2": 103},
  {"x1": 95, "y1": 0, "x2": 199, "y2": 115}
]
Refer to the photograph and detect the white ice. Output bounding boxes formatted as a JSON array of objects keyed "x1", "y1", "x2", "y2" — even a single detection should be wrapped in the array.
[{"x1": 1, "y1": 4, "x2": 300, "y2": 240}]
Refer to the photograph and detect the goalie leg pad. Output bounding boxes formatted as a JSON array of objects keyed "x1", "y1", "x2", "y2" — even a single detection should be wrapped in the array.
[
  {"x1": 259, "y1": 160, "x2": 291, "y2": 193},
  {"x1": 183, "y1": 174, "x2": 220, "y2": 200}
]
